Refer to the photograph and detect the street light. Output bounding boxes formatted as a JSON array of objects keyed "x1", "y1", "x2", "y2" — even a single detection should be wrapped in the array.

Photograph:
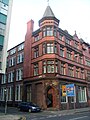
[{"x1": 4, "y1": 88, "x2": 7, "y2": 115}]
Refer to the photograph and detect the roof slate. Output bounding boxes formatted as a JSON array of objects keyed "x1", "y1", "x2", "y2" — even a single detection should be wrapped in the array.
[{"x1": 43, "y1": 5, "x2": 55, "y2": 17}]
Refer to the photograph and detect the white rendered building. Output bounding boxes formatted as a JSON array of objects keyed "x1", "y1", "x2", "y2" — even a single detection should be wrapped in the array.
[{"x1": 0, "y1": 0, "x2": 13, "y2": 73}]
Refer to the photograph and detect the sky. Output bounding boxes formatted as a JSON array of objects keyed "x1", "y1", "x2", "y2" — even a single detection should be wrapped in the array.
[{"x1": 8, "y1": 0, "x2": 90, "y2": 49}]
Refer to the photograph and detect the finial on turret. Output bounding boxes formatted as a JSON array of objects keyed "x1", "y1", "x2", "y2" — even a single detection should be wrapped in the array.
[
  {"x1": 47, "y1": 0, "x2": 49, "y2": 6},
  {"x1": 75, "y1": 30, "x2": 76, "y2": 35}
]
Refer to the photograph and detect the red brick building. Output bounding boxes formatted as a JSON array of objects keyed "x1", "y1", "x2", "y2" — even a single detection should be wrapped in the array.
[{"x1": 0, "y1": 5, "x2": 90, "y2": 110}]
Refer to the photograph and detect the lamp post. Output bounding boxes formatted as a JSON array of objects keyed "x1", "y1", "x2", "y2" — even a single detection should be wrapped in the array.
[{"x1": 4, "y1": 88, "x2": 7, "y2": 115}]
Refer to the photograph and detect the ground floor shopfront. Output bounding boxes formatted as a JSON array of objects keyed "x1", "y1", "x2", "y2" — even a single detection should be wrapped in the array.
[
  {"x1": 0, "y1": 78, "x2": 89, "y2": 110},
  {"x1": 23, "y1": 78, "x2": 89, "y2": 110}
]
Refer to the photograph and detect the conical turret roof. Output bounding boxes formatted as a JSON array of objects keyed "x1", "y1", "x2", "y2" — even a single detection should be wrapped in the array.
[
  {"x1": 43, "y1": 5, "x2": 55, "y2": 17},
  {"x1": 39, "y1": 5, "x2": 60, "y2": 26}
]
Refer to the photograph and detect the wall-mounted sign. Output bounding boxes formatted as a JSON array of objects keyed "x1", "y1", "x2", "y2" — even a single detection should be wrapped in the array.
[
  {"x1": 66, "y1": 84, "x2": 75, "y2": 97},
  {"x1": 62, "y1": 85, "x2": 66, "y2": 96}
]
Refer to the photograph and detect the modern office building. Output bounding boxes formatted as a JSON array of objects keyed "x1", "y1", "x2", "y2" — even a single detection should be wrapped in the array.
[
  {"x1": 0, "y1": 0, "x2": 13, "y2": 73},
  {"x1": 1, "y1": 5, "x2": 90, "y2": 110}
]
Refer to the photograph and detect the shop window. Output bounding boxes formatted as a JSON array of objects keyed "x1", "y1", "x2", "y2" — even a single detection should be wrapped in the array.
[{"x1": 78, "y1": 86, "x2": 87, "y2": 102}]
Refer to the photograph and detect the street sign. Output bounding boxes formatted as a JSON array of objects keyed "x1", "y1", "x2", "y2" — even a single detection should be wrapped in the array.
[{"x1": 66, "y1": 84, "x2": 75, "y2": 97}]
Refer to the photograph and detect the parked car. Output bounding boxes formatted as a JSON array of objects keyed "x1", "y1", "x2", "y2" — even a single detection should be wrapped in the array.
[{"x1": 18, "y1": 102, "x2": 41, "y2": 112}]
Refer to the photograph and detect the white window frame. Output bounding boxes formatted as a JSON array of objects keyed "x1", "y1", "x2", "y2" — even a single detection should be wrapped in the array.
[
  {"x1": 10, "y1": 48, "x2": 16, "y2": 55},
  {"x1": 16, "y1": 68, "x2": 23, "y2": 81},
  {"x1": 7, "y1": 86, "x2": 13, "y2": 101},
  {"x1": 15, "y1": 85, "x2": 22, "y2": 101},
  {"x1": 9, "y1": 56, "x2": 16, "y2": 67},
  {"x1": 18, "y1": 43, "x2": 24, "y2": 51},
  {"x1": 1, "y1": 74, "x2": 6, "y2": 84},
  {"x1": 17, "y1": 53, "x2": 24, "y2": 64},
  {"x1": 0, "y1": 87, "x2": 5, "y2": 101},
  {"x1": 78, "y1": 87, "x2": 87, "y2": 103},
  {"x1": 8, "y1": 71, "x2": 14, "y2": 83}
]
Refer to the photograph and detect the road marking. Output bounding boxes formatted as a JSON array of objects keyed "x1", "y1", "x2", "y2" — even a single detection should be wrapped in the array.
[{"x1": 69, "y1": 116, "x2": 88, "y2": 120}]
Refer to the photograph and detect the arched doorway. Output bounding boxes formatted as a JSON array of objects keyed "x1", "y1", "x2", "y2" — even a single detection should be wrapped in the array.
[{"x1": 46, "y1": 86, "x2": 54, "y2": 108}]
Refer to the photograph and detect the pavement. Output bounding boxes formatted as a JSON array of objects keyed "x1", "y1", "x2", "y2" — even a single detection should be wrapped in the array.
[
  {"x1": 0, "y1": 106, "x2": 26, "y2": 120},
  {"x1": 0, "y1": 106, "x2": 90, "y2": 120}
]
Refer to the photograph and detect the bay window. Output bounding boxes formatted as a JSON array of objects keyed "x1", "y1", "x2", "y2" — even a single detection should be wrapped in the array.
[
  {"x1": 43, "y1": 60, "x2": 58, "y2": 73},
  {"x1": 43, "y1": 27, "x2": 53, "y2": 37},
  {"x1": 43, "y1": 42, "x2": 57, "y2": 54}
]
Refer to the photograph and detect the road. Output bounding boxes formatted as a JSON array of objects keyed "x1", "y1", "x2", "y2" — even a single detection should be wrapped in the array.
[
  {"x1": 0, "y1": 107, "x2": 90, "y2": 120},
  {"x1": 28, "y1": 112, "x2": 90, "y2": 120}
]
